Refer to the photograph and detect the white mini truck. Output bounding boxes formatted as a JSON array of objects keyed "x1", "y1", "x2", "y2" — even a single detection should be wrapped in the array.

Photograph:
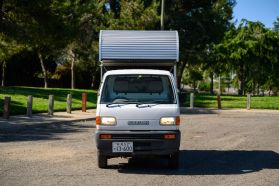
[{"x1": 96, "y1": 30, "x2": 180, "y2": 168}]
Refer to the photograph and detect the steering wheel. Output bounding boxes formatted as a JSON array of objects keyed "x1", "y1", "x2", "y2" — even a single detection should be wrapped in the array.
[{"x1": 112, "y1": 97, "x2": 128, "y2": 103}]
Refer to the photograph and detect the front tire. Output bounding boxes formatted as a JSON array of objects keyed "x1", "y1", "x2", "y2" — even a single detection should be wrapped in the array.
[
  {"x1": 168, "y1": 151, "x2": 179, "y2": 169},
  {"x1": 97, "y1": 151, "x2": 107, "y2": 168}
]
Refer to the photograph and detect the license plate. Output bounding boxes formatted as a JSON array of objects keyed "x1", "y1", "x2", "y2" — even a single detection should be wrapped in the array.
[{"x1": 112, "y1": 142, "x2": 133, "y2": 153}]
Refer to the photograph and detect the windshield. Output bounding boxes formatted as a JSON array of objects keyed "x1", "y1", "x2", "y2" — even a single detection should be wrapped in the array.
[{"x1": 100, "y1": 74, "x2": 176, "y2": 104}]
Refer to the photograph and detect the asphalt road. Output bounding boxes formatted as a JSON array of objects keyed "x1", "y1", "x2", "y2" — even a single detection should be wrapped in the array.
[{"x1": 1, "y1": 110, "x2": 279, "y2": 186}]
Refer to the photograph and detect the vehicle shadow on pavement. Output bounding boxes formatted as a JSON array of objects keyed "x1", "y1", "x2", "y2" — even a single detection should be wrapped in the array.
[
  {"x1": 0, "y1": 122, "x2": 94, "y2": 142},
  {"x1": 117, "y1": 150, "x2": 279, "y2": 175}
]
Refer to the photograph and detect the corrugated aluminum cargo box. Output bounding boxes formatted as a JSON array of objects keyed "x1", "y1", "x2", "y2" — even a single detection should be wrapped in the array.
[{"x1": 99, "y1": 30, "x2": 179, "y2": 65}]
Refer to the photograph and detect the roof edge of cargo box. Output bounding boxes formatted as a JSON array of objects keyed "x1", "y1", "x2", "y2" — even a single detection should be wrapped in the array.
[{"x1": 99, "y1": 30, "x2": 179, "y2": 66}]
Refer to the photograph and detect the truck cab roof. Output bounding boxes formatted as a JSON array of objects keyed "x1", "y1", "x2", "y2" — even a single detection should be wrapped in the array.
[{"x1": 103, "y1": 69, "x2": 173, "y2": 76}]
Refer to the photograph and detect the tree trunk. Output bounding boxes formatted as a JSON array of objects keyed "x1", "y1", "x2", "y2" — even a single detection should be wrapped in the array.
[
  {"x1": 0, "y1": 0, "x2": 3, "y2": 25},
  {"x1": 252, "y1": 79, "x2": 256, "y2": 96},
  {"x1": 238, "y1": 63, "x2": 245, "y2": 95},
  {"x1": 0, "y1": 0, "x2": 4, "y2": 87},
  {"x1": 69, "y1": 48, "x2": 75, "y2": 89},
  {"x1": 1, "y1": 0, "x2": 7, "y2": 86},
  {"x1": 177, "y1": 60, "x2": 188, "y2": 90},
  {"x1": 1, "y1": 60, "x2": 6, "y2": 86},
  {"x1": 71, "y1": 60, "x2": 75, "y2": 89},
  {"x1": 268, "y1": 86, "x2": 272, "y2": 96},
  {"x1": 37, "y1": 50, "x2": 48, "y2": 88},
  {"x1": 193, "y1": 80, "x2": 196, "y2": 92},
  {"x1": 91, "y1": 74, "x2": 95, "y2": 88},
  {"x1": 210, "y1": 72, "x2": 214, "y2": 95}
]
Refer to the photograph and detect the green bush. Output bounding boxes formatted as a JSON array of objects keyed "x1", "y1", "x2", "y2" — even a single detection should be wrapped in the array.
[{"x1": 198, "y1": 81, "x2": 210, "y2": 92}]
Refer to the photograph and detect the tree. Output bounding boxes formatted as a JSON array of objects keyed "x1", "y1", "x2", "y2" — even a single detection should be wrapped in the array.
[
  {"x1": 201, "y1": 40, "x2": 232, "y2": 95},
  {"x1": 165, "y1": 0, "x2": 235, "y2": 89},
  {"x1": 182, "y1": 66, "x2": 203, "y2": 91},
  {"x1": 50, "y1": 0, "x2": 101, "y2": 89},
  {"x1": 0, "y1": 34, "x2": 25, "y2": 86},
  {"x1": 212, "y1": 19, "x2": 279, "y2": 95},
  {"x1": 1, "y1": 0, "x2": 70, "y2": 88},
  {"x1": 51, "y1": 0, "x2": 159, "y2": 89},
  {"x1": 95, "y1": 0, "x2": 159, "y2": 31},
  {"x1": 0, "y1": 0, "x2": 161, "y2": 89},
  {"x1": 273, "y1": 17, "x2": 279, "y2": 31},
  {"x1": 260, "y1": 29, "x2": 279, "y2": 95}
]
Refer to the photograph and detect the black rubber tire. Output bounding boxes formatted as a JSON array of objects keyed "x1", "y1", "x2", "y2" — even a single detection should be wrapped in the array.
[
  {"x1": 97, "y1": 151, "x2": 107, "y2": 168},
  {"x1": 168, "y1": 151, "x2": 180, "y2": 169}
]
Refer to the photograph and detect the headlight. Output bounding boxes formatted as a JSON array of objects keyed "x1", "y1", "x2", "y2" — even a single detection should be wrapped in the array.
[
  {"x1": 160, "y1": 116, "x2": 180, "y2": 125},
  {"x1": 160, "y1": 117, "x2": 175, "y2": 125},
  {"x1": 100, "y1": 117, "x2": 116, "y2": 125}
]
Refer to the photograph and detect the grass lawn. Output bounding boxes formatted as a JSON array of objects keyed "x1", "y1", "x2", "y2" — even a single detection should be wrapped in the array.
[
  {"x1": 182, "y1": 93, "x2": 279, "y2": 110},
  {"x1": 1, "y1": 87, "x2": 279, "y2": 116},
  {"x1": 0, "y1": 86, "x2": 97, "y2": 115}
]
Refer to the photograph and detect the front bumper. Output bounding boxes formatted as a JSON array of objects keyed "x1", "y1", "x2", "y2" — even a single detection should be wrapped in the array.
[{"x1": 95, "y1": 130, "x2": 180, "y2": 157}]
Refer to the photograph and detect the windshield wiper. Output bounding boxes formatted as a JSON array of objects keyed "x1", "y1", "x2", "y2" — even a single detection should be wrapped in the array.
[
  {"x1": 106, "y1": 100, "x2": 170, "y2": 107},
  {"x1": 106, "y1": 103, "x2": 126, "y2": 107},
  {"x1": 136, "y1": 100, "x2": 170, "y2": 107},
  {"x1": 106, "y1": 100, "x2": 140, "y2": 107}
]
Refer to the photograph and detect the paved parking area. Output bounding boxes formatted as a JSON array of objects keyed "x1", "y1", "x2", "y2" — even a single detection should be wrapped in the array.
[{"x1": 0, "y1": 110, "x2": 279, "y2": 186}]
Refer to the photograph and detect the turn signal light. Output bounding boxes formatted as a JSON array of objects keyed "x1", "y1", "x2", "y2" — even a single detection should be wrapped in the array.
[
  {"x1": 176, "y1": 116, "x2": 180, "y2": 125},
  {"x1": 96, "y1": 116, "x2": 101, "y2": 125},
  {"x1": 163, "y1": 134, "x2": 176, "y2": 140},
  {"x1": 100, "y1": 134, "x2": 112, "y2": 139}
]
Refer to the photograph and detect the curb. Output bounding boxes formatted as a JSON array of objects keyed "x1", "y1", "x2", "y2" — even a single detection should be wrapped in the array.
[
  {"x1": 180, "y1": 107, "x2": 221, "y2": 114},
  {"x1": 180, "y1": 107, "x2": 279, "y2": 114}
]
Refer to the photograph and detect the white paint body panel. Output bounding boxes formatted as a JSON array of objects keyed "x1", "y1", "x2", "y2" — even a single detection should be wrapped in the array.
[
  {"x1": 96, "y1": 69, "x2": 180, "y2": 131},
  {"x1": 97, "y1": 104, "x2": 179, "y2": 131}
]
